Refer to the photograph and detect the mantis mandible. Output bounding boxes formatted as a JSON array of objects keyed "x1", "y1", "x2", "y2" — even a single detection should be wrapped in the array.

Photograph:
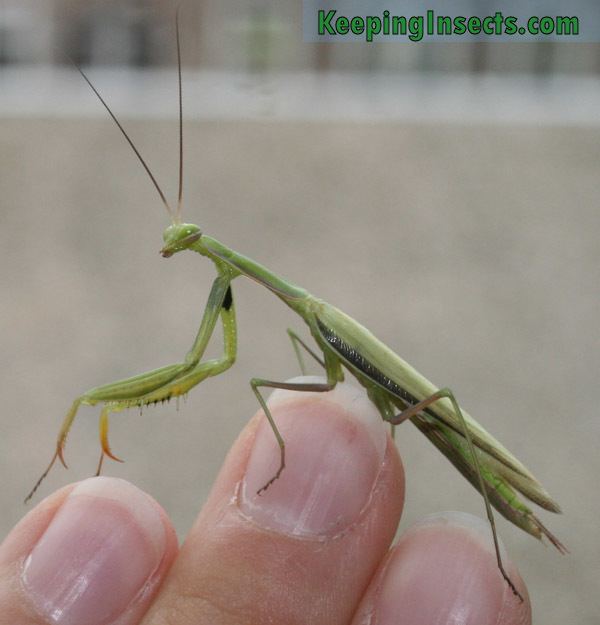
[{"x1": 26, "y1": 15, "x2": 566, "y2": 600}]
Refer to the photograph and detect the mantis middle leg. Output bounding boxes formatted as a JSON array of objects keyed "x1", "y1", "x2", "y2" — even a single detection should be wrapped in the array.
[
  {"x1": 250, "y1": 351, "x2": 343, "y2": 494},
  {"x1": 286, "y1": 328, "x2": 325, "y2": 374}
]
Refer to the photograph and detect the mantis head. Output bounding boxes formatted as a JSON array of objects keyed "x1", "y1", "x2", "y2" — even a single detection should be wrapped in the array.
[{"x1": 160, "y1": 223, "x2": 202, "y2": 257}]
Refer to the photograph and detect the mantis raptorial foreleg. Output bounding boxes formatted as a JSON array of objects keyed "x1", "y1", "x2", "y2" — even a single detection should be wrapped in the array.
[
  {"x1": 386, "y1": 387, "x2": 522, "y2": 600},
  {"x1": 97, "y1": 403, "x2": 124, "y2": 474},
  {"x1": 25, "y1": 275, "x2": 236, "y2": 502}
]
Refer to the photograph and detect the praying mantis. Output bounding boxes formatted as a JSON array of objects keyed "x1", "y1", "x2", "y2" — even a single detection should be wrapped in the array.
[{"x1": 25, "y1": 15, "x2": 566, "y2": 601}]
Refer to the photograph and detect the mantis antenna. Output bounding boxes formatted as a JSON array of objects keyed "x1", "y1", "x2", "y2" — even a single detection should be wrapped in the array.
[
  {"x1": 73, "y1": 9, "x2": 186, "y2": 225},
  {"x1": 176, "y1": 6, "x2": 184, "y2": 223}
]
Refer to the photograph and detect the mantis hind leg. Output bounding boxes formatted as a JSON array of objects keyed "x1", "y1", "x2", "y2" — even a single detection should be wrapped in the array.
[{"x1": 387, "y1": 387, "x2": 523, "y2": 601}]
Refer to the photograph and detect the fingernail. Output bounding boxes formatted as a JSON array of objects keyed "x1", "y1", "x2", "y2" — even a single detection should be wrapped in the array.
[
  {"x1": 239, "y1": 378, "x2": 387, "y2": 537},
  {"x1": 373, "y1": 512, "x2": 523, "y2": 625},
  {"x1": 22, "y1": 477, "x2": 166, "y2": 625}
]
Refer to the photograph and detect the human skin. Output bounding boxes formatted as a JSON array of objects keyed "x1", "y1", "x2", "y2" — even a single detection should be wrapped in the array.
[{"x1": 0, "y1": 379, "x2": 531, "y2": 625}]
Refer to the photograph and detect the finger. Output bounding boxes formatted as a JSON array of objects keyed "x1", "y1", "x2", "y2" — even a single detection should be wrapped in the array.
[
  {"x1": 351, "y1": 512, "x2": 531, "y2": 625},
  {"x1": 0, "y1": 478, "x2": 178, "y2": 625},
  {"x1": 142, "y1": 378, "x2": 405, "y2": 625}
]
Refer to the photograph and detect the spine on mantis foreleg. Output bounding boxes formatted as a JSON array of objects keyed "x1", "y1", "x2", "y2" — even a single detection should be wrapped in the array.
[{"x1": 411, "y1": 413, "x2": 567, "y2": 552}]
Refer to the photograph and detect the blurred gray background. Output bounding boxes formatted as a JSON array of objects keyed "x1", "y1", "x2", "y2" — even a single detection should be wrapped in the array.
[{"x1": 1, "y1": 1, "x2": 599, "y2": 622}]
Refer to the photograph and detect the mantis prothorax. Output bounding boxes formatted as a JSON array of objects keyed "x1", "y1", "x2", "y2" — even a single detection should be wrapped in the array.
[{"x1": 26, "y1": 14, "x2": 566, "y2": 601}]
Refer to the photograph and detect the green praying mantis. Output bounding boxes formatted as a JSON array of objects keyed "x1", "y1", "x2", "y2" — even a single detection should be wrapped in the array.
[{"x1": 25, "y1": 16, "x2": 566, "y2": 601}]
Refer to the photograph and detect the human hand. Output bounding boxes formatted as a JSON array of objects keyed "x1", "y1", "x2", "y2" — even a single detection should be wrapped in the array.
[{"x1": 1, "y1": 380, "x2": 530, "y2": 625}]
